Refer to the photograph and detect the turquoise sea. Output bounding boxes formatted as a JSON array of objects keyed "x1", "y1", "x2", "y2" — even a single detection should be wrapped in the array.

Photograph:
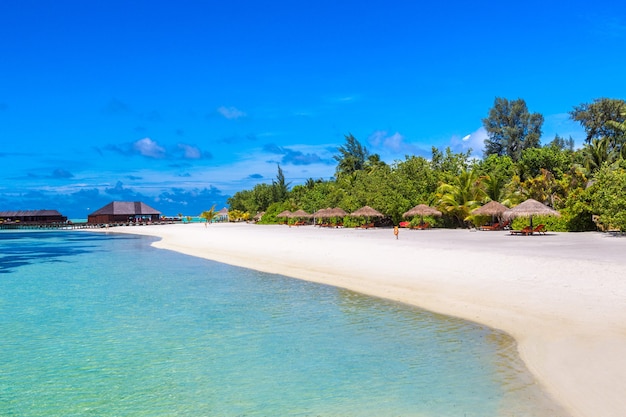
[{"x1": 0, "y1": 230, "x2": 568, "y2": 417}]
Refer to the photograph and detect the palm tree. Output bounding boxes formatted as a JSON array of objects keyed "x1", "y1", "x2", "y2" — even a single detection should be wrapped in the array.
[
  {"x1": 482, "y1": 173, "x2": 507, "y2": 202},
  {"x1": 200, "y1": 206, "x2": 217, "y2": 225},
  {"x1": 436, "y1": 169, "x2": 486, "y2": 227},
  {"x1": 582, "y1": 138, "x2": 616, "y2": 173}
]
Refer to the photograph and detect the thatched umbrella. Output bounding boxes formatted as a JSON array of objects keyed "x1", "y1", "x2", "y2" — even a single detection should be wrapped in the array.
[
  {"x1": 350, "y1": 205, "x2": 383, "y2": 226},
  {"x1": 503, "y1": 199, "x2": 560, "y2": 229},
  {"x1": 328, "y1": 207, "x2": 348, "y2": 218},
  {"x1": 472, "y1": 201, "x2": 508, "y2": 224},
  {"x1": 312, "y1": 208, "x2": 330, "y2": 218},
  {"x1": 276, "y1": 210, "x2": 291, "y2": 224},
  {"x1": 403, "y1": 204, "x2": 442, "y2": 225},
  {"x1": 290, "y1": 209, "x2": 311, "y2": 219},
  {"x1": 277, "y1": 210, "x2": 292, "y2": 218},
  {"x1": 253, "y1": 211, "x2": 265, "y2": 222},
  {"x1": 350, "y1": 205, "x2": 383, "y2": 218}
]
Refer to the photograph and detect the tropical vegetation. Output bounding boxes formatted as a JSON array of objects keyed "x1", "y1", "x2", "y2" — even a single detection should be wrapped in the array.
[{"x1": 226, "y1": 97, "x2": 626, "y2": 232}]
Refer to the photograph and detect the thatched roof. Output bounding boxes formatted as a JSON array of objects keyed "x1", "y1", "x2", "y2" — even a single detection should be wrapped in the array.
[
  {"x1": 290, "y1": 209, "x2": 311, "y2": 218},
  {"x1": 350, "y1": 205, "x2": 384, "y2": 217},
  {"x1": 253, "y1": 211, "x2": 265, "y2": 220},
  {"x1": 0, "y1": 209, "x2": 64, "y2": 217},
  {"x1": 328, "y1": 207, "x2": 348, "y2": 217},
  {"x1": 403, "y1": 204, "x2": 442, "y2": 218},
  {"x1": 90, "y1": 201, "x2": 160, "y2": 216},
  {"x1": 472, "y1": 201, "x2": 509, "y2": 216},
  {"x1": 503, "y1": 199, "x2": 561, "y2": 219},
  {"x1": 312, "y1": 207, "x2": 332, "y2": 217},
  {"x1": 276, "y1": 210, "x2": 292, "y2": 218}
]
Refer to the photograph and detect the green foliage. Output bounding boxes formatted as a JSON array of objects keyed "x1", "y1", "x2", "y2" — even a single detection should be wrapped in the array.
[
  {"x1": 228, "y1": 209, "x2": 249, "y2": 222},
  {"x1": 581, "y1": 138, "x2": 619, "y2": 174},
  {"x1": 436, "y1": 169, "x2": 486, "y2": 227},
  {"x1": 570, "y1": 98, "x2": 626, "y2": 147},
  {"x1": 430, "y1": 147, "x2": 472, "y2": 181},
  {"x1": 199, "y1": 206, "x2": 217, "y2": 223},
  {"x1": 587, "y1": 160, "x2": 626, "y2": 231},
  {"x1": 333, "y1": 134, "x2": 374, "y2": 178},
  {"x1": 258, "y1": 201, "x2": 294, "y2": 224},
  {"x1": 227, "y1": 110, "x2": 626, "y2": 232},
  {"x1": 482, "y1": 97, "x2": 544, "y2": 161},
  {"x1": 518, "y1": 146, "x2": 573, "y2": 181},
  {"x1": 473, "y1": 154, "x2": 514, "y2": 202},
  {"x1": 510, "y1": 215, "x2": 568, "y2": 232},
  {"x1": 272, "y1": 164, "x2": 290, "y2": 202},
  {"x1": 227, "y1": 165, "x2": 291, "y2": 213}
]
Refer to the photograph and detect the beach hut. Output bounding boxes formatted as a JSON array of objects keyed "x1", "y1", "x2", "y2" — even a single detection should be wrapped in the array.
[
  {"x1": 215, "y1": 208, "x2": 229, "y2": 222},
  {"x1": 0, "y1": 209, "x2": 67, "y2": 224},
  {"x1": 87, "y1": 201, "x2": 161, "y2": 224}
]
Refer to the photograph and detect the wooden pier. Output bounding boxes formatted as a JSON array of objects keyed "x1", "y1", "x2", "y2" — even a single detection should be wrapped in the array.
[
  {"x1": 0, "y1": 222, "x2": 99, "y2": 230},
  {"x1": 0, "y1": 220, "x2": 181, "y2": 230}
]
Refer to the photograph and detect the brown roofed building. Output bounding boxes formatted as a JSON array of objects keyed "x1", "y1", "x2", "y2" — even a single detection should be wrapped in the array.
[
  {"x1": 87, "y1": 201, "x2": 161, "y2": 224},
  {"x1": 0, "y1": 209, "x2": 67, "y2": 223}
]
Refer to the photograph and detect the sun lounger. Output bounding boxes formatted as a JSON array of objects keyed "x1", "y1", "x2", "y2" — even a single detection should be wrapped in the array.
[
  {"x1": 412, "y1": 222, "x2": 430, "y2": 230},
  {"x1": 480, "y1": 223, "x2": 500, "y2": 231},
  {"x1": 510, "y1": 226, "x2": 532, "y2": 235},
  {"x1": 532, "y1": 224, "x2": 546, "y2": 235}
]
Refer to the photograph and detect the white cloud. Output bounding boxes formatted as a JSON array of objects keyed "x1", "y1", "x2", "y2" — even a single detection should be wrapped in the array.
[
  {"x1": 368, "y1": 130, "x2": 426, "y2": 157},
  {"x1": 178, "y1": 143, "x2": 202, "y2": 159},
  {"x1": 133, "y1": 138, "x2": 166, "y2": 158},
  {"x1": 449, "y1": 127, "x2": 488, "y2": 156},
  {"x1": 217, "y1": 106, "x2": 246, "y2": 120}
]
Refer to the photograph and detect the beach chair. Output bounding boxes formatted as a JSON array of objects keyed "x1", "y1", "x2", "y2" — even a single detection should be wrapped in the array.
[
  {"x1": 480, "y1": 222, "x2": 499, "y2": 231},
  {"x1": 412, "y1": 222, "x2": 430, "y2": 230},
  {"x1": 510, "y1": 226, "x2": 532, "y2": 235},
  {"x1": 532, "y1": 224, "x2": 546, "y2": 235}
]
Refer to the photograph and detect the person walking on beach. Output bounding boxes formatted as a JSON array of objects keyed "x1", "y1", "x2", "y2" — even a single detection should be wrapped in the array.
[{"x1": 393, "y1": 225, "x2": 399, "y2": 239}]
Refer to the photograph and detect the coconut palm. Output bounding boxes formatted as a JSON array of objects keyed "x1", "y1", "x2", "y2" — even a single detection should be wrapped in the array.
[
  {"x1": 436, "y1": 169, "x2": 486, "y2": 227},
  {"x1": 200, "y1": 206, "x2": 217, "y2": 225}
]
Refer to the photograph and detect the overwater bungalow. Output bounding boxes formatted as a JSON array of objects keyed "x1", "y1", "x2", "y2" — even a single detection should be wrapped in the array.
[
  {"x1": 0, "y1": 209, "x2": 67, "y2": 224},
  {"x1": 87, "y1": 201, "x2": 161, "y2": 224}
]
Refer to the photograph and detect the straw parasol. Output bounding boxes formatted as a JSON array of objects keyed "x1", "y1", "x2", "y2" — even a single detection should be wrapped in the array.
[
  {"x1": 253, "y1": 211, "x2": 265, "y2": 222},
  {"x1": 328, "y1": 207, "x2": 348, "y2": 218},
  {"x1": 350, "y1": 205, "x2": 383, "y2": 218},
  {"x1": 472, "y1": 201, "x2": 508, "y2": 217},
  {"x1": 403, "y1": 204, "x2": 442, "y2": 218},
  {"x1": 503, "y1": 199, "x2": 560, "y2": 229},
  {"x1": 312, "y1": 207, "x2": 331, "y2": 218},
  {"x1": 403, "y1": 204, "x2": 442, "y2": 225},
  {"x1": 276, "y1": 210, "x2": 292, "y2": 218},
  {"x1": 472, "y1": 201, "x2": 508, "y2": 224},
  {"x1": 290, "y1": 209, "x2": 311, "y2": 218}
]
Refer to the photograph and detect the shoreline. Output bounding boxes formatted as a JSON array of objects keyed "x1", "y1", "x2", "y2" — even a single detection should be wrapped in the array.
[{"x1": 85, "y1": 223, "x2": 626, "y2": 417}]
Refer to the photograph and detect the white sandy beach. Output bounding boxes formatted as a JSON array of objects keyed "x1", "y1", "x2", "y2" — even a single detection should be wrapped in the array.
[{"x1": 90, "y1": 223, "x2": 626, "y2": 417}]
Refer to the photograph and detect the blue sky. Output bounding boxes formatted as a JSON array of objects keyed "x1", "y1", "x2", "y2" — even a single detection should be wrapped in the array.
[{"x1": 1, "y1": 1, "x2": 625, "y2": 218}]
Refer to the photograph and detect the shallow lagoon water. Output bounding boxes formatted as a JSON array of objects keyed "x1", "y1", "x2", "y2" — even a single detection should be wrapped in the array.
[{"x1": 0, "y1": 230, "x2": 567, "y2": 416}]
